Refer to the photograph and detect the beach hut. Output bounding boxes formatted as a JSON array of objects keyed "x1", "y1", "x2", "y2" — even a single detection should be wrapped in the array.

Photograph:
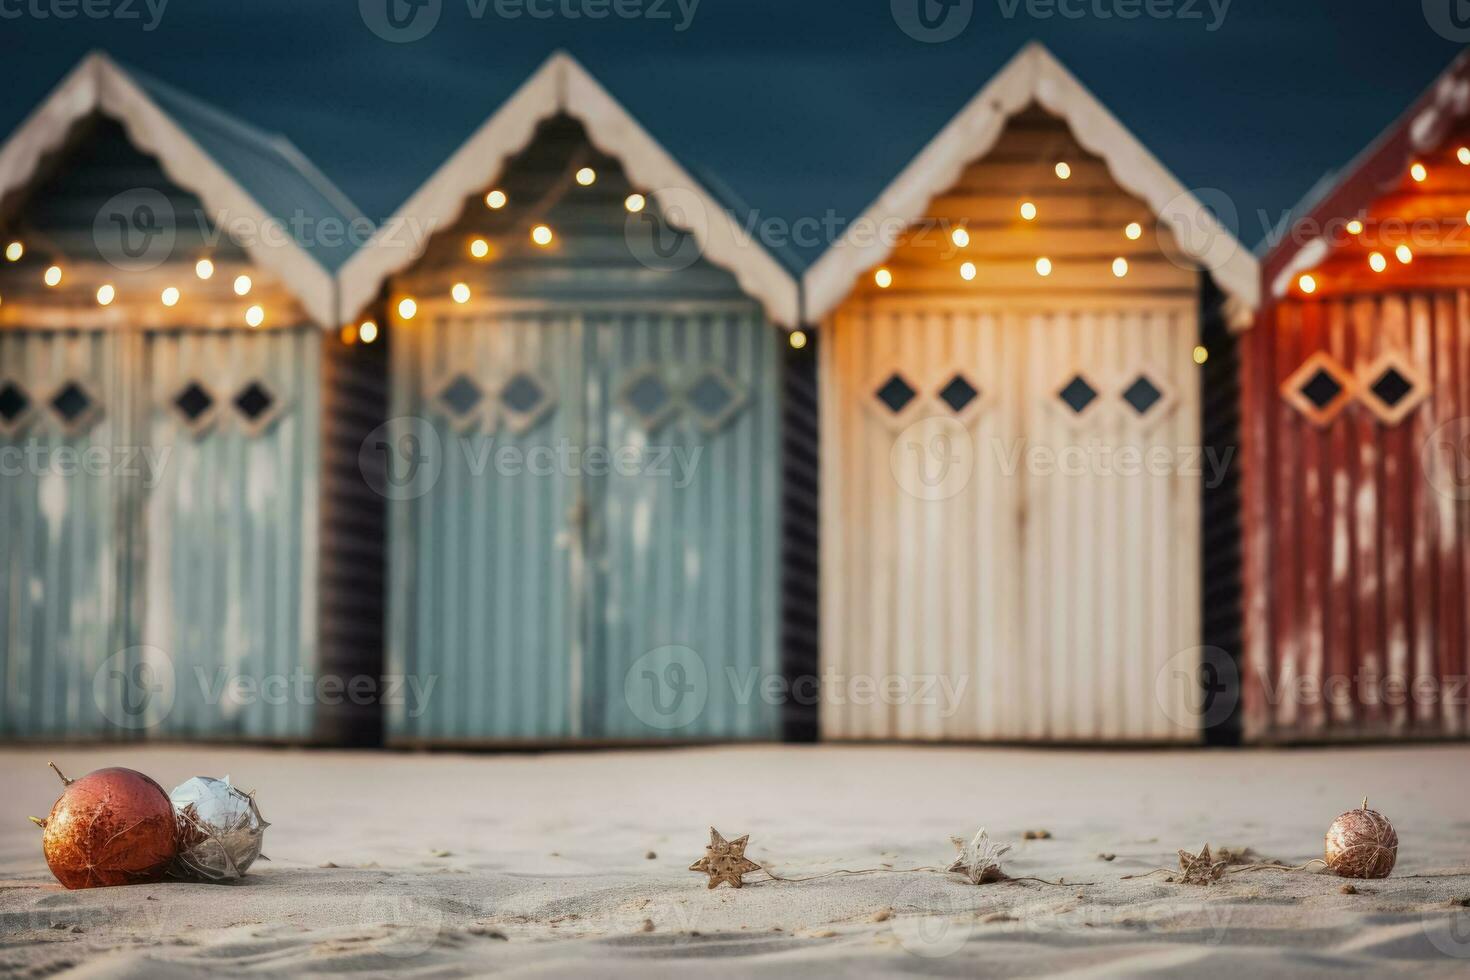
[
  {"x1": 804, "y1": 43, "x2": 1259, "y2": 743},
  {"x1": 0, "y1": 53, "x2": 383, "y2": 743},
  {"x1": 1246, "y1": 52, "x2": 1470, "y2": 742},
  {"x1": 339, "y1": 53, "x2": 803, "y2": 745}
]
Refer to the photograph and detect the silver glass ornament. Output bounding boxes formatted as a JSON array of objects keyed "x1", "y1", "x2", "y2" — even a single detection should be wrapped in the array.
[{"x1": 170, "y1": 775, "x2": 269, "y2": 882}]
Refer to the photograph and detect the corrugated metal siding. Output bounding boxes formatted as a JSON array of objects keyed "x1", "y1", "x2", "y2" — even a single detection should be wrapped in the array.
[
  {"x1": 139, "y1": 327, "x2": 320, "y2": 740},
  {"x1": 382, "y1": 115, "x2": 784, "y2": 744},
  {"x1": 821, "y1": 299, "x2": 1202, "y2": 741},
  {"x1": 780, "y1": 333, "x2": 821, "y2": 741},
  {"x1": 317, "y1": 333, "x2": 388, "y2": 745},
  {"x1": 1199, "y1": 278, "x2": 1243, "y2": 745},
  {"x1": 585, "y1": 308, "x2": 781, "y2": 740},
  {"x1": 387, "y1": 302, "x2": 782, "y2": 742},
  {"x1": 0, "y1": 329, "x2": 130, "y2": 737},
  {"x1": 0, "y1": 109, "x2": 356, "y2": 743},
  {"x1": 1242, "y1": 293, "x2": 1470, "y2": 742},
  {"x1": 388, "y1": 307, "x2": 584, "y2": 743}
]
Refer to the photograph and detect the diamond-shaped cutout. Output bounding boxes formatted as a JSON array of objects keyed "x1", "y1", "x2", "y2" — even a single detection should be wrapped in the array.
[
  {"x1": 875, "y1": 374, "x2": 917, "y2": 414},
  {"x1": 1122, "y1": 376, "x2": 1164, "y2": 416},
  {"x1": 620, "y1": 370, "x2": 676, "y2": 430},
  {"x1": 1058, "y1": 376, "x2": 1098, "y2": 415},
  {"x1": 1370, "y1": 368, "x2": 1412, "y2": 408},
  {"x1": 498, "y1": 370, "x2": 555, "y2": 434},
  {"x1": 1281, "y1": 352, "x2": 1355, "y2": 427},
  {"x1": 234, "y1": 382, "x2": 274, "y2": 421},
  {"x1": 440, "y1": 375, "x2": 483, "y2": 417},
  {"x1": 48, "y1": 380, "x2": 101, "y2": 433},
  {"x1": 938, "y1": 375, "x2": 979, "y2": 414},
  {"x1": 1357, "y1": 352, "x2": 1429, "y2": 426},
  {"x1": 231, "y1": 380, "x2": 283, "y2": 436},
  {"x1": 685, "y1": 368, "x2": 747, "y2": 432},
  {"x1": 175, "y1": 383, "x2": 212, "y2": 421},
  {"x1": 170, "y1": 381, "x2": 216, "y2": 435},
  {"x1": 51, "y1": 383, "x2": 92, "y2": 423},
  {"x1": 1299, "y1": 369, "x2": 1343, "y2": 410},
  {"x1": 432, "y1": 372, "x2": 486, "y2": 433},
  {"x1": 501, "y1": 373, "x2": 546, "y2": 415},
  {"x1": 0, "y1": 380, "x2": 31, "y2": 428}
]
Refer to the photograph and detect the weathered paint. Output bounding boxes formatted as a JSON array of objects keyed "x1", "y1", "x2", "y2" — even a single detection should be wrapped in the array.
[
  {"x1": 0, "y1": 114, "x2": 361, "y2": 742},
  {"x1": 138, "y1": 327, "x2": 321, "y2": 740},
  {"x1": 822, "y1": 301, "x2": 1202, "y2": 741},
  {"x1": 0, "y1": 329, "x2": 128, "y2": 737},
  {"x1": 819, "y1": 107, "x2": 1211, "y2": 742},
  {"x1": 383, "y1": 117, "x2": 784, "y2": 743},
  {"x1": 387, "y1": 301, "x2": 782, "y2": 743},
  {"x1": 1242, "y1": 293, "x2": 1470, "y2": 741}
]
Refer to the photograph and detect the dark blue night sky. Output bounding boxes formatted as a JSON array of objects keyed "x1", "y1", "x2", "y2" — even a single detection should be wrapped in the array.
[{"x1": 0, "y1": 1, "x2": 1461, "y2": 262}]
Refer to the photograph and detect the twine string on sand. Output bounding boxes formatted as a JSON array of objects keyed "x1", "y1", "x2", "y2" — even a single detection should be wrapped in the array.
[
  {"x1": 1122, "y1": 859, "x2": 1328, "y2": 881},
  {"x1": 755, "y1": 864, "x2": 1090, "y2": 887}
]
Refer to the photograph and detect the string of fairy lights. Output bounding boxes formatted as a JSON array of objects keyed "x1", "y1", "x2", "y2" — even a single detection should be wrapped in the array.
[
  {"x1": 1293, "y1": 146, "x2": 1470, "y2": 295},
  {"x1": 866, "y1": 158, "x2": 1143, "y2": 293},
  {"x1": 0, "y1": 238, "x2": 265, "y2": 326},
  {"x1": 344, "y1": 164, "x2": 652, "y2": 347}
]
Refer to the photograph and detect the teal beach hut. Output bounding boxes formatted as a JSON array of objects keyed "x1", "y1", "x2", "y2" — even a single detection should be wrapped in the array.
[
  {"x1": 0, "y1": 54, "x2": 382, "y2": 743},
  {"x1": 340, "y1": 53, "x2": 803, "y2": 745}
]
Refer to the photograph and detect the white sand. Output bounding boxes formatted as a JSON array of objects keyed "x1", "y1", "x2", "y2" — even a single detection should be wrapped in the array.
[{"x1": 2, "y1": 744, "x2": 1469, "y2": 977}]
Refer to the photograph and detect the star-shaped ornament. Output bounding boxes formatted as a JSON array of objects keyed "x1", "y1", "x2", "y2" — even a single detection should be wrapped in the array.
[
  {"x1": 689, "y1": 827, "x2": 762, "y2": 889},
  {"x1": 947, "y1": 828, "x2": 1012, "y2": 885},
  {"x1": 1175, "y1": 844, "x2": 1227, "y2": 885}
]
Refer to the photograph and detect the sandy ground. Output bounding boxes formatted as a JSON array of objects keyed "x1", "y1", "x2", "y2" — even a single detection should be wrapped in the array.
[{"x1": 1, "y1": 745, "x2": 1469, "y2": 977}]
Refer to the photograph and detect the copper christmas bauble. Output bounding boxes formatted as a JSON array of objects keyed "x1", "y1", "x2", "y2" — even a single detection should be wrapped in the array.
[
  {"x1": 1324, "y1": 799, "x2": 1398, "y2": 879},
  {"x1": 35, "y1": 765, "x2": 177, "y2": 889}
]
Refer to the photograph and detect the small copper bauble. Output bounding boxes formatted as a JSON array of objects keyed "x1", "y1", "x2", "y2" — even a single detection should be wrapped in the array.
[
  {"x1": 30, "y1": 763, "x2": 177, "y2": 889},
  {"x1": 1324, "y1": 798, "x2": 1398, "y2": 879}
]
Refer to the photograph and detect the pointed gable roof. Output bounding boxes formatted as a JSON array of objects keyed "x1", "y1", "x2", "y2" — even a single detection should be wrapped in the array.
[
  {"x1": 338, "y1": 51, "x2": 800, "y2": 328},
  {"x1": 1263, "y1": 48, "x2": 1470, "y2": 301},
  {"x1": 0, "y1": 52, "x2": 366, "y2": 328},
  {"x1": 803, "y1": 42, "x2": 1259, "y2": 328}
]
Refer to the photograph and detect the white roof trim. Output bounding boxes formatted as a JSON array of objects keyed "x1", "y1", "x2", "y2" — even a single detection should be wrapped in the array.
[
  {"x1": 338, "y1": 52, "x2": 800, "y2": 329},
  {"x1": 802, "y1": 42, "x2": 1260, "y2": 328},
  {"x1": 0, "y1": 53, "x2": 338, "y2": 328}
]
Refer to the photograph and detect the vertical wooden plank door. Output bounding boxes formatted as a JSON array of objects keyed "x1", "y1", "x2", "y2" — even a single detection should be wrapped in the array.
[
  {"x1": 0, "y1": 329, "x2": 130, "y2": 738},
  {"x1": 584, "y1": 307, "x2": 782, "y2": 741},
  {"x1": 388, "y1": 307, "x2": 584, "y2": 743},
  {"x1": 822, "y1": 301, "x2": 1201, "y2": 741},
  {"x1": 139, "y1": 327, "x2": 320, "y2": 740}
]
